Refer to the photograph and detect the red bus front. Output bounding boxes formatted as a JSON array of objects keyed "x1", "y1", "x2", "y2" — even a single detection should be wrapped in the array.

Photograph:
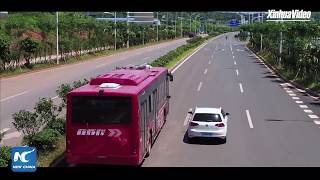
[{"x1": 66, "y1": 93, "x2": 142, "y2": 166}]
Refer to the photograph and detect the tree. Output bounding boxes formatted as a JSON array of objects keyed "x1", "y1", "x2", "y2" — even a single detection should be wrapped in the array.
[{"x1": 20, "y1": 37, "x2": 40, "y2": 68}]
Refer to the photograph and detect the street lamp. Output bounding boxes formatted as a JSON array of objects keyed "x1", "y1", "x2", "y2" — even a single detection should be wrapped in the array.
[
  {"x1": 56, "y1": 12, "x2": 59, "y2": 65},
  {"x1": 175, "y1": 12, "x2": 177, "y2": 38},
  {"x1": 177, "y1": 16, "x2": 184, "y2": 37},
  {"x1": 157, "y1": 12, "x2": 159, "y2": 42},
  {"x1": 104, "y1": 12, "x2": 117, "y2": 50}
]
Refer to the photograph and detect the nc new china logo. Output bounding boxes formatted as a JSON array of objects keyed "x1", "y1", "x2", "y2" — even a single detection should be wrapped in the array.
[{"x1": 11, "y1": 147, "x2": 37, "y2": 172}]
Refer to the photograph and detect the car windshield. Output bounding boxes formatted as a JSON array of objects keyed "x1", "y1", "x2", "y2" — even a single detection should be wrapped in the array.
[{"x1": 193, "y1": 113, "x2": 222, "y2": 122}]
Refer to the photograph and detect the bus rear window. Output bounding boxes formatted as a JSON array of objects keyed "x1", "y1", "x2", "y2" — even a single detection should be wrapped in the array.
[{"x1": 71, "y1": 96, "x2": 132, "y2": 124}]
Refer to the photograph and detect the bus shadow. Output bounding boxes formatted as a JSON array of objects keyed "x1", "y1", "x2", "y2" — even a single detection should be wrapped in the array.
[{"x1": 182, "y1": 131, "x2": 225, "y2": 145}]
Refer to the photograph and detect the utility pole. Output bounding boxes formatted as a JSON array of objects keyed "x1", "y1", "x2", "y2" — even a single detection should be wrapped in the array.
[
  {"x1": 260, "y1": 33, "x2": 263, "y2": 51},
  {"x1": 180, "y1": 12, "x2": 183, "y2": 37},
  {"x1": 127, "y1": 12, "x2": 129, "y2": 48},
  {"x1": 56, "y1": 12, "x2": 59, "y2": 65},
  {"x1": 157, "y1": 12, "x2": 159, "y2": 42},
  {"x1": 190, "y1": 16, "x2": 191, "y2": 32},
  {"x1": 175, "y1": 12, "x2": 177, "y2": 38},
  {"x1": 114, "y1": 12, "x2": 117, "y2": 50}
]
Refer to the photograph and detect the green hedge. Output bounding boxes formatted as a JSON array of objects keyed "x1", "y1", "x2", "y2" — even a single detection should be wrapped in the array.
[
  {"x1": 0, "y1": 146, "x2": 11, "y2": 167},
  {"x1": 26, "y1": 128, "x2": 61, "y2": 152},
  {"x1": 46, "y1": 118, "x2": 65, "y2": 135},
  {"x1": 151, "y1": 35, "x2": 213, "y2": 67}
]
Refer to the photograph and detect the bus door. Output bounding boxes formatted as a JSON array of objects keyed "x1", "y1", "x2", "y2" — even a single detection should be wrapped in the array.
[{"x1": 140, "y1": 101, "x2": 148, "y2": 157}]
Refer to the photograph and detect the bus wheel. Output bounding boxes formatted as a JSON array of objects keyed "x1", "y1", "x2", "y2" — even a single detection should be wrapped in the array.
[{"x1": 145, "y1": 136, "x2": 152, "y2": 158}]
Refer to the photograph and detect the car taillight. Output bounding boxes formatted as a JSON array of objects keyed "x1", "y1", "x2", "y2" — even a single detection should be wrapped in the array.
[
  {"x1": 215, "y1": 123, "x2": 225, "y2": 127},
  {"x1": 189, "y1": 122, "x2": 199, "y2": 126}
]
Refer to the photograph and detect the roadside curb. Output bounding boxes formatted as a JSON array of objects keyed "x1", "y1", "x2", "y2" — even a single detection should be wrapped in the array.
[{"x1": 246, "y1": 45, "x2": 320, "y2": 100}]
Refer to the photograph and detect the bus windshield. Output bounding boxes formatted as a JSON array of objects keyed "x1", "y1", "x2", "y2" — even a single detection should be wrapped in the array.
[{"x1": 71, "y1": 96, "x2": 132, "y2": 124}]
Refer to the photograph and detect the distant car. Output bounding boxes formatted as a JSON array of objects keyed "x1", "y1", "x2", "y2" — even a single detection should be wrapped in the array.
[{"x1": 187, "y1": 107, "x2": 230, "y2": 143}]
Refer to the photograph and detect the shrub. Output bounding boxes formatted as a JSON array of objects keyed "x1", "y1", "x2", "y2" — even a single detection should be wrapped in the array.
[
  {"x1": 46, "y1": 118, "x2": 65, "y2": 135},
  {"x1": 27, "y1": 128, "x2": 61, "y2": 152},
  {"x1": 0, "y1": 146, "x2": 12, "y2": 167},
  {"x1": 12, "y1": 110, "x2": 40, "y2": 136}
]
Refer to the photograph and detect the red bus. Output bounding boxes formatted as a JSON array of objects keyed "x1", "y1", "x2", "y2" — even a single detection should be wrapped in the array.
[{"x1": 66, "y1": 65, "x2": 173, "y2": 166}]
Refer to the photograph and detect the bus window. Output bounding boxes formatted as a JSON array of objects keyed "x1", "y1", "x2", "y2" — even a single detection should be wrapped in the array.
[{"x1": 72, "y1": 96, "x2": 132, "y2": 124}]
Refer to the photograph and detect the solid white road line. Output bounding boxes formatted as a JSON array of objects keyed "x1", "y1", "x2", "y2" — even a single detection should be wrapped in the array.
[
  {"x1": 197, "y1": 82, "x2": 203, "y2": 92},
  {"x1": 292, "y1": 97, "x2": 300, "y2": 100},
  {"x1": 308, "y1": 115, "x2": 319, "y2": 119},
  {"x1": 0, "y1": 91, "x2": 28, "y2": 102},
  {"x1": 304, "y1": 109, "x2": 313, "y2": 113},
  {"x1": 0, "y1": 128, "x2": 10, "y2": 134},
  {"x1": 239, "y1": 83, "x2": 244, "y2": 93},
  {"x1": 236, "y1": 69, "x2": 239, "y2": 76},
  {"x1": 204, "y1": 69, "x2": 208, "y2": 74},
  {"x1": 51, "y1": 96, "x2": 59, "y2": 100},
  {"x1": 171, "y1": 42, "x2": 207, "y2": 73},
  {"x1": 2, "y1": 131, "x2": 22, "y2": 140},
  {"x1": 234, "y1": 61, "x2": 237, "y2": 65},
  {"x1": 245, "y1": 110, "x2": 254, "y2": 128},
  {"x1": 299, "y1": 105, "x2": 308, "y2": 109}
]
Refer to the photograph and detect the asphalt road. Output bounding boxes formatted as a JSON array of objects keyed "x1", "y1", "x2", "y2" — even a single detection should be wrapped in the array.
[
  {"x1": 0, "y1": 38, "x2": 187, "y2": 146},
  {"x1": 142, "y1": 32, "x2": 320, "y2": 166},
  {"x1": 53, "y1": 33, "x2": 320, "y2": 167}
]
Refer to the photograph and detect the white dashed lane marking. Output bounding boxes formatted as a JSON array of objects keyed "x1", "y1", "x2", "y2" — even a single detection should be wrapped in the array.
[
  {"x1": 292, "y1": 97, "x2": 300, "y2": 100},
  {"x1": 295, "y1": 101, "x2": 303, "y2": 104},
  {"x1": 299, "y1": 105, "x2": 308, "y2": 109},
  {"x1": 304, "y1": 109, "x2": 313, "y2": 113},
  {"x1": 309, "y1": 115, "x2": 319, "y2": 119},
  {"x1": 197, "y1": 82, "x2": 203, "y2": 92}
]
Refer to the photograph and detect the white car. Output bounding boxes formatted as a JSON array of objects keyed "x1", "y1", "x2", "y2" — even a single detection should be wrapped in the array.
[{"x1": 187, "y1": 107, "x2": 230, "y2": 143}]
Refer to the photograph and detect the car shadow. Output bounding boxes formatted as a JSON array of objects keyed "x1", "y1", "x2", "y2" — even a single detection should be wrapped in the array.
[
  {"x1": 182, "y1": 131, "x2": 225, "y2": 145},
  {"x1": 309, "y1": 102, "x2": 320, "y2": 106},
  {"x1": 263, "y1": 75, "x2": 278, "y2": 79}
]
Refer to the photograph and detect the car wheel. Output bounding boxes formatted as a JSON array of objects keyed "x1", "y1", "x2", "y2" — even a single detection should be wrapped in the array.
[{"x1": 187, "y1": 135, "x2": 194, "y2": 144}]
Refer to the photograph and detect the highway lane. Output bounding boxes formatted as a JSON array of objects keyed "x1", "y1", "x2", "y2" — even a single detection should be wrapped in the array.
[
  {"x1": 0, "y1": 38, "x2": 187, "y2": 146},
  {"x1": 142, "y1": 32, "x2": 320, "y2": 166}
]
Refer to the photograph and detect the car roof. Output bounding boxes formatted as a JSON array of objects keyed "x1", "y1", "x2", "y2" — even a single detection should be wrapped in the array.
[{"x1": 194, "y1": 107, "x2": 221, "y2": 114}]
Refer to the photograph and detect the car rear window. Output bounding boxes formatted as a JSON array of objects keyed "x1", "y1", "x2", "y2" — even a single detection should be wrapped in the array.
[{"x1": 193, "y1": 113, "x2": 222, "y2": 122}]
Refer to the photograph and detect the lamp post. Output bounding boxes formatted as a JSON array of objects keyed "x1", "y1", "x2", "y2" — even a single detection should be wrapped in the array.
[
  {"x1": 104, "y1": 12, "x2": 117, "y2": 50},
  {"x1": 127, "y1": 12, "x2": 129, "y2": 48},
  {"x1": 56, "y1": 12, "x2": 59, "y2": 65},
  {"x1": 157, "y1": 12, "x2": 159, "y2": 42}
]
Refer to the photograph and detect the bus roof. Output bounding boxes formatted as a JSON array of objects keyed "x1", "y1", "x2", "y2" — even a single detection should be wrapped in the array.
[{"x1": 70, "y1": 67, "x2": 168, "y2": 96}]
